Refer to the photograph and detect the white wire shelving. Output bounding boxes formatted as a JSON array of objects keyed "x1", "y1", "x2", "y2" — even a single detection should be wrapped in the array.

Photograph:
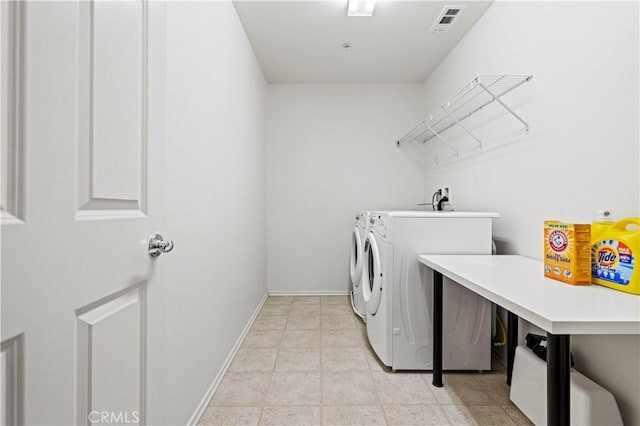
[{"x1": 396, "y1": 74, "x2": 533, "y2": 164}]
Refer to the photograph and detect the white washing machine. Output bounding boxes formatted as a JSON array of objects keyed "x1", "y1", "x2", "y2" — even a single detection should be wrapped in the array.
[
  {"x1": 362, "y1": 211, "x2": 499, "y2": 371},
  {"x1": 349, "y1": 211, "x2": 369, "y2": 320}
]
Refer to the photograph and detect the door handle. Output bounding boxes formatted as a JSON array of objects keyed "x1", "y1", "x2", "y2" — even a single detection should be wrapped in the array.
[{"x1": 149, "y1": 233, "x2": 174, "y2": 258}]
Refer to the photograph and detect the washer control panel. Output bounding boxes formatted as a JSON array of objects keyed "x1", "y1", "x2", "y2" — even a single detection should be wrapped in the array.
[
  {"x1": 356, "y1": 212, "x2": 369, "y2": 227},
  {"x1": 370, "y1": 214, "x2": 388, "y2": 235}
]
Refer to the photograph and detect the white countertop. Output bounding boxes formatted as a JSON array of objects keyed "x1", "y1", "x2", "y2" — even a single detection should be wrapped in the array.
[
  {"x1": 418, "y1": 255, "x2": 640, "y2": 335},
  {"x1": 370, "y1": 211, "x2": 500, "y2": 218}
]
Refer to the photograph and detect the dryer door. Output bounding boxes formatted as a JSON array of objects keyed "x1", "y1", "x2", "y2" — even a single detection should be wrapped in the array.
[
  {"x1": 350, "y1": 226, "x2": 363, "y2": 287},
  {"x1": 363, "y1": 232, "x2": 382, "y2": 315}
]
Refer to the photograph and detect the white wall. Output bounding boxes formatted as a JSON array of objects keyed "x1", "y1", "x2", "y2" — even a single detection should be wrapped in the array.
[
  {"x1": 266, "y1": 85, "x2": 425, "y2": 293},
  {"x1": 165, "y1": 2, "x2": 267, "y2": 424},
  {"x1": 420, "y1": 2, "x2": 639, "y2": 423}
]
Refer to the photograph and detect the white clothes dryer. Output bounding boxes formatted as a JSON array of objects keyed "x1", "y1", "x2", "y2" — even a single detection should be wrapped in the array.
[
  {"x1": 350, "y1": 211, "x2": 369, "y2": 320},
  {"x1": 362, "y1": 211, "x2": 499, "y2": 371}
]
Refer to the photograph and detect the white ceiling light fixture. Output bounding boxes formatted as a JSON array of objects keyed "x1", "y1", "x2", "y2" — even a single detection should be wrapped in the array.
[{"x1": 347, "y1": 0, "x2": 376, "y2": 17}]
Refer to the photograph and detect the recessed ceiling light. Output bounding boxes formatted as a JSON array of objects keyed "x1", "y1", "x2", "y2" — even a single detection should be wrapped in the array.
[{"x1": 347, "y1": 0, "x2": 375, "y2": 17}]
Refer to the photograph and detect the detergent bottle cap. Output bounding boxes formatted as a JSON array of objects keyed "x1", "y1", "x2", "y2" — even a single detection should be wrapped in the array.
[{"x1": 594, "y1": 210, "x2": 612, "y2": 223}]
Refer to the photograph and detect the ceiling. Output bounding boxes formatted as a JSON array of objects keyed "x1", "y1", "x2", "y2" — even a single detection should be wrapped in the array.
[{"x1": 233, "y1": 1, "x2": 493, "y2": 84}]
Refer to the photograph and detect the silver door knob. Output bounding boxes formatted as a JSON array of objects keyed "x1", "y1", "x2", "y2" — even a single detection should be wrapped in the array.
[{"x1": 149, "y1": 233, "x2": 174, "y2": 258}]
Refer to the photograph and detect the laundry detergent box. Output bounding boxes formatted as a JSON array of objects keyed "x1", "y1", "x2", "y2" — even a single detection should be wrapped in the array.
[{"x1": 544, "y1": 221, "x2": 591, "y2": 285}]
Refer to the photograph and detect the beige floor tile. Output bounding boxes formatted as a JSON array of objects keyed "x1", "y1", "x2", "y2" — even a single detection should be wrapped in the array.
[
  {"x1": 355, "y1": 316, "x2": 366, "y2": 329},
  {"x1": 372, "y1": 371, "x2": 436, "y2": 404},
  {"x1": 358, "y1": 326, "x2": 368, "y2": 341},
  {"x1": 322, "y1": 371, "x2": 377, "y2": 405},
  {"x1": 442, "y1": 405, "x2": 516, "y2": 426},
  {"x1": 265, "y1": 372, "x2": 321, "y2": 405},
  {"x1": 321, "y1": 295, "x2": 350, "y2": 305},
  {"x1": 322, "y1": 348, "x2": 369, "y2": 371},
  {"x1": 321, "y1": 315, "x2": 357, "y2": 330},
  {"x1": 416, "y1": 373, "x2": 450, "y2": 400},
  {"x1": 286, "y1": 315, "x2": 320, "y2": 330},
  {"x1": 259, "y1": 406, "x2": 321, "y2": 425},
  {"x1": 322, "y1": 405, "x2": 386, "y2": 426},
  {"x1": 466, "y1": 405, "x2": 517, "y2": 426},
  {"x1": 290, "y1": 304, "x2": 320, "y2": 315},
  {"x1": 242, "y1": 330, "x2": 283, "y2": 348},
  {"x1": 441, "y1": 405, "x2": 478, "y2": 425},
  {"x1": 210, "y1": 297, "x2": 521, "y2": 426},
  {"x1": 475, "y1": 373, "x2": 511, "y2": 405},
  {"x1": 500, "y1": 404, "x2": 533, "y2": 425},
  {"x1": 275, "y1": 348, "x2": 321, "y2": 372},
  {"x1": 198, "y1": 406, "x2": 261, "y2": 426},
  {"x1": 252, "y1": 316, "x2": 287, "y2": 331},
  {"x1": 281, "y1": 329, "x2": 321, "y2": 348},
  {"x1": 384, "y1": 404, "x2": 450, "y2": 426},
  {"x1": 321, "y1": 329, "x2": 366, "y2": 348},
  {"x1": 292, "y1": 296, "x2": 320, "y2": 305},
  {"x1": 265, "y1": 296, "x2": 294, "y2": 305},
  {"x1": 321, "y1": 303, "x2": 353, "y2": 316},
  {"x1": 453, "y1": 374, "x2": 497, "y2": 405},
  {"x1": 364, "y1": 347, "x2": 389, "y2": 372},
  {"x1": 228, "y1": 348, "x2": 278, "y2": 373},
  {"x1": 211, "y1": 373, "x2": 271, "y2": 406},
  {"x1": 427, "y1": 373, "x2": 494, "y2": 405},
  {"x1": 259, "y1": 304, "x2": 291, "y2": 316}
]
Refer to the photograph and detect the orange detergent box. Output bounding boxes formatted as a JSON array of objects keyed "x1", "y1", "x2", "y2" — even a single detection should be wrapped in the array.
[{"x1": 544, "y1": 221, "x2": 591, "y2": 285}]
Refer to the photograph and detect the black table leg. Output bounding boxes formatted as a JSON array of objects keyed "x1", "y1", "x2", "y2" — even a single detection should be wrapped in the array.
[
  {"x1": 547, "y1": 333, "x2": 570, "y2": 426},
  {"x1": 506, "y1": 311, "x2": 518, "y2": 386},
  {"x1": 432, "y1": 270, "x2": 443, "y2": 388}
]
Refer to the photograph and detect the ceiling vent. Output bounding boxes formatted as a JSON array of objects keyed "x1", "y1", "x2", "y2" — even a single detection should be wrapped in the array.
[{"x1": 430, "y1": 5, "x2": 466, "y2": 32}]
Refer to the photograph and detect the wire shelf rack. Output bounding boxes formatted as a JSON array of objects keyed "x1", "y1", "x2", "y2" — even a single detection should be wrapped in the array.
[{"x1": 396, "y1": 74, "x2": 533, "y2": 163}]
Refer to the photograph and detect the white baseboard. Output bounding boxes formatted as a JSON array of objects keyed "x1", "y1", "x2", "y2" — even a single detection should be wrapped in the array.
[
  {"x1": 187, "y1": 292, "x2": 269, "y2": 426},
  {"x1": 267, "y1": 290, "x2": 350, "y2": 296}
]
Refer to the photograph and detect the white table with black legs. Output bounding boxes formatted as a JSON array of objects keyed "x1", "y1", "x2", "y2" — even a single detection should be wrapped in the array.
[{"x1": 418, "y1": 255, "x2": 640, "y2": 426}]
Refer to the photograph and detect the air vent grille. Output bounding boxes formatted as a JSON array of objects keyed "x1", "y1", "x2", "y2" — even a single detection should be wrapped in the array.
[
  {"x1": 431, "y1": 5, "x2": 466, "y2": 32},
  {"x1": 439, "y1": 16, "x2": 454, "y2": 24}
]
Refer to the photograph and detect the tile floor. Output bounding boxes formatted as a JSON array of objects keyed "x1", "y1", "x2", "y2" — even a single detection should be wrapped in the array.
[{"x1": 200, "y1": 296, "x2": 533, "y2": 425}]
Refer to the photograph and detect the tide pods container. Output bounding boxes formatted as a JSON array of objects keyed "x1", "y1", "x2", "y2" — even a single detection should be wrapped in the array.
[{"x1": 592, "y1": 218, "x2": 640, "y2": 295}]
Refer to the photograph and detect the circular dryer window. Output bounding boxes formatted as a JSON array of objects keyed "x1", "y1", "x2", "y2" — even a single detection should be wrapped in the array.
[
  {"x1": 350, "y1": 226, "x2": 363, "y2": 288},
  {"x1": 363, "y1": 232, "x2": 382, "y2": 315}
]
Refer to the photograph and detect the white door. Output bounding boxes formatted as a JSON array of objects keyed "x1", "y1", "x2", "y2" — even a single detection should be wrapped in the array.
[{"x1": 1, "y1": 1, "x2": 168, "y2": 425}]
